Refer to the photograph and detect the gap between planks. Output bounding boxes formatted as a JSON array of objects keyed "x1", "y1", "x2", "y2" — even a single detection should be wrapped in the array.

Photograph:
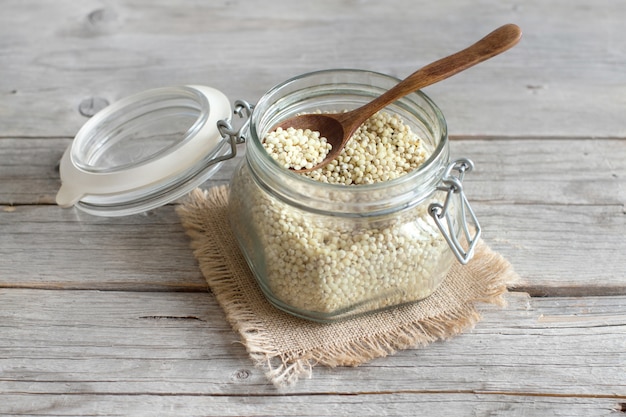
[{"x1": 3, "y1": 390, "x2": 625, "y2": 400}]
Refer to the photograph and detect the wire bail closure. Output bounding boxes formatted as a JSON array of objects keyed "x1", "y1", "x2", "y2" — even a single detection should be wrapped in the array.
[
  {"x1": 429, "y1": 158, "x2": 481, "y2": 264},
  {"x1": 214, "y1": 100, "x2": 254, "y2": 163}
]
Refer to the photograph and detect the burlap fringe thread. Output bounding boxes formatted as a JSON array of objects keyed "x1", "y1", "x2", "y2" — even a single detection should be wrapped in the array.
[{"x1": 176, "y1": 186, "x2": 520, "y2": 387}]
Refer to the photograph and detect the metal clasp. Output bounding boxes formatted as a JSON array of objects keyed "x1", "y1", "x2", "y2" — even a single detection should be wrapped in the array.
[
  {"x1": 429, "y1": 158, "x2": 481, "y2": 265},
  {"x1": 213, "y1": 100, "x2": 254, "y2": 164}
]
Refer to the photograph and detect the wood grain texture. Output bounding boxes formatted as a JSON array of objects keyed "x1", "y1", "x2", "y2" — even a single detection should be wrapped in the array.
[
  {"x1": 1, "y1": 0, "x2": 626, "y2": 138},
  {"x1": 1, "y1": 202, "x2": 624, "y2": 294},
  {"x1": 2, "y1": 137, "x2": 623, "y2": 206},
  {"x1": 1, "y1": 394, "x2": 624, "y2": 417},
  {"x1": 1, "y1": 138, "x2": 623, "y2": 293},
  {"x1": 0, "y1": 290, "x2": 624, "y2": 399},
  {"x1": 2, "y1": 0, "x2": 625, "y2": 415}
]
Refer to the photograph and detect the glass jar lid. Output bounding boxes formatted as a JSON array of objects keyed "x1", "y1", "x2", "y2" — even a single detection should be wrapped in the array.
[{"x1": 56, "y1": 85, "x2": 231, "y2": 216}]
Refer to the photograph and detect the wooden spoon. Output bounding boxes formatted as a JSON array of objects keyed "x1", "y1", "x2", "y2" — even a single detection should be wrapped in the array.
[{"x1": 274, "y1": 23, "x2": 522, "y2": 172}]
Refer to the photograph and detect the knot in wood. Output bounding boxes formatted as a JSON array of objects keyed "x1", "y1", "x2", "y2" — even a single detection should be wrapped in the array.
[{"x1": 79, "y1": 96, "x2": 109, "y2": 117}]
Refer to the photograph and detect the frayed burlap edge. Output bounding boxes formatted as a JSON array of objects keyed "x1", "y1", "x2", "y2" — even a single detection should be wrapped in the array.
[{"x1": 176, "y1": 186, "x2": 520, "y2": 387}]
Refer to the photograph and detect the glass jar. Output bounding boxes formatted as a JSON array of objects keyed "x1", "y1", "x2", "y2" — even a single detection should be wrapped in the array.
[
  {"x1": 228, "y1": 69, "x2": 480, "y2": 322},
  {"x1": 56, "y1": 70, "x2": 480, "y2": 322}
]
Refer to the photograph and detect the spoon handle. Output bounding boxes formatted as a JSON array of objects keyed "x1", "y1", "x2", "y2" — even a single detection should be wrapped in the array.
[{"x1": 341, "y1": 24, "x2": 522, "y2": 130}]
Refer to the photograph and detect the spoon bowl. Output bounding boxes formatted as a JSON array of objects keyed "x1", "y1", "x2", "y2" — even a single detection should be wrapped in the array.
[{"x1": 272, "y1": 23, "x2": 522, "y2": 173}]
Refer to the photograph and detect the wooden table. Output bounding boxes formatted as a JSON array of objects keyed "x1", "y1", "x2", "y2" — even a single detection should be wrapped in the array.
[{"x1": 1, "y1": 1, "x2": 625, "y2": 415}]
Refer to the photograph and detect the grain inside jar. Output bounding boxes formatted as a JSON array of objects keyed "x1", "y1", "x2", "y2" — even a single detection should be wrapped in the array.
[
  {"x1": 228, "y1": 111, "x2": 452, "y2": 315},
  {"x1": 262, "y1": 111, "x2": 429, "y2": 184}
]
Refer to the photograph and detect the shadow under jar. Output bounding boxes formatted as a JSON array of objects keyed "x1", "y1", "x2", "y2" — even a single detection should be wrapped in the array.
[{"x1": 229, "y1": 69, "x2": 480, "y2": 322}]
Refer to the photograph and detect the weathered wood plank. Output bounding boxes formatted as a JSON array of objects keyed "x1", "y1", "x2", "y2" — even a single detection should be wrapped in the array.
[
  {"x1": 0, "y1": 290, "x2": 624, "y2": 398},
  {"x1": 1, "y1": 393, "x2": 623, "y2": 417},
  {"x1": 0, "y1": 138, "x2": 69, "y2": 206},
  {"x1": 2, "y1": 0, "x2": 626, "y2": 138},
  {"x1": 1, "y1": 137, "x2": 623, "y2": 206},
  {"x1": 0, "y1": 205, "x2": 208, "y2": 291},
  {"x1": 3, "y1": 136, "x2": 623, "y2": 294},
  {"x1": 479, "y1": 203, "x2": 626, "y2": 295},
  {"x1": 2, "y1": 201, "x2": 624, "y2": 293},
  {"x1": 454, "y1": 138, "x2": 626, "y2": 206},
  {"x1": 2, "y1": 0, "x2": 625, "y2": 415}
]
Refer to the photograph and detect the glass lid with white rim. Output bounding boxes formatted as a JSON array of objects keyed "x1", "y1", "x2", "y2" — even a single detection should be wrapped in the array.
[{"x1": 56, "y1": 85, "x2": 234, "y2": 216}]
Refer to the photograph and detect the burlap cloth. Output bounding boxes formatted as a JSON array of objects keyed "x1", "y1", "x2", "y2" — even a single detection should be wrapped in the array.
[{"x1": 176, "y1": 186, "x2": 520, "y2": 387}]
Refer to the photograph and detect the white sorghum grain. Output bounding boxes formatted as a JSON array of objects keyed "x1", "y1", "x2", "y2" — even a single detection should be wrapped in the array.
[
  {"x1": 262, "y1": 111, "x2": 428, "y2": 181},
  {"x1": 262, "y1": 127, "x2": 332, "y2": 171},
  {"x1": 319, "y1": 111, "x2": 428, "y2": 184},
  {"x1": 231, "y1": 111, "x2": 451, "y2": 316}
]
